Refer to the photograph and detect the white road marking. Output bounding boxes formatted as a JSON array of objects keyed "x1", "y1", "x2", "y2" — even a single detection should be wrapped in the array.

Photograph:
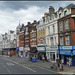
[
  {"x1": 7, "y1": 63, "x2": 14, "y2": 66},
  {"x1": 1, "y1": 58, "x2": 36, "y2": 72},
  {"x1": 1, "y1": 63, "x2": 11, "y2": 73}
]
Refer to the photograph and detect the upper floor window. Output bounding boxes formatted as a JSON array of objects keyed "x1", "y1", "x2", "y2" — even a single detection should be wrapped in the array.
[
  {"x1": 65, "y1": 20, "x2": 69, "y2": 29},
  {"x1": 47, "y1": 38, "x2": 49, "y2": 45},
  {"x1": 43, "y1": 38, "x2": 45, "y2": 44},
  {"x1": 48, "y1": 27, "x2": 50, "y2": 34},
  {"x1": 64, "y1": 10, "x2": 67, "y2": 16},
  {"x1": 60, "y1": 22, "x2": 63, "y2": 31},
  {"x1": 60, "y1": 37, "x2": 63, "y2": 45},
  {"x1": 65, "y1": 36, "x2": 70, "y2": 45},
  {"x1": 59, "y1": 13, "x2": 61, "y2": 18},
  {"x1": 53, "y1": 25, "x2": 55, "y2": 33},
  {"x1": 50, "y1": 37, "x2": 54, "y2": 46}
]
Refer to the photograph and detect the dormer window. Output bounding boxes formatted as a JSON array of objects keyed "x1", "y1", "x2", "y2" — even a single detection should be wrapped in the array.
[
  {"x1": 64, "y1": 10, "x2": 67, "y2": 16},
  {"x1": 59, "y1": 13, "x2": 61, "y2": 18}
]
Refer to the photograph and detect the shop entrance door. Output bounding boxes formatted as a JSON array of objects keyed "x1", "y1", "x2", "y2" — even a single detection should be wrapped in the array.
[{"x1": 64, "y1": 55, "x2": 69, "y2": 64}]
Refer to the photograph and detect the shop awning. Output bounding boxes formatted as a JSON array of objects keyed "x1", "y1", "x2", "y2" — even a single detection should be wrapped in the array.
[{"x1": 57, "y1": 50, "x2": 71, "y2": 55}]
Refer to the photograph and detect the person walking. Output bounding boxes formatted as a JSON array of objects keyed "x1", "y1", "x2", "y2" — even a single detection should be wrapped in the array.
[
  {"x1": 56, "y1": 58, "x2": 60, "y2": 70},
  {"x1": 42, "y1": 56, "x2": 45, "y2": 63}
]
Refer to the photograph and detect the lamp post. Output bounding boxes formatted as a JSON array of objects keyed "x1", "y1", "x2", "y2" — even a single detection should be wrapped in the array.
[
  {"x1": 23, "y1": 27, "x2": 25, "y2": 57},
  {"x1": 58, "y1": 44, "x2": 60, "y2": 62}
]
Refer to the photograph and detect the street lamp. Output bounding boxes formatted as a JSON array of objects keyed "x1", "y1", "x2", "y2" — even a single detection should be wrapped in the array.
[
  {"x1": 23, "y1": 27, "x2": 25, "y2": 48},
  {"x1": 58, "y1": 43, "x2": 60, "y2": 62}
]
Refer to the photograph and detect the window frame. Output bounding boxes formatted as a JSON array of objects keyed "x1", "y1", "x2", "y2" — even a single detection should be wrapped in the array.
[
  {"x1": 65, "y1": 20, "x2": 69, "y2": 29},
  {"x1": 65, "y1": 35, "x2": 70, "y2": 45},
  {"x1": 60, "y1": 36, "x2": 63, "y2": 45}
]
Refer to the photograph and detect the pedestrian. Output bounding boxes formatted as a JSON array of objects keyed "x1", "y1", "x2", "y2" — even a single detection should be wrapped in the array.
[
  {"x1": 60, "y1": 61, "x2": 64, "y2": 71},
  {"x1": 42, "y1": 56, "x2": 45, "y2": 63},
  {"x1": 68, "y1": 57, "x2": 72, "y2": 67},
  {"x1": 47, "y1": 56, "x2": 50, "y2": 62},
  {"x1": 66, "y1": 57, "x2": 69, "y2": 66},
  {"x1": 56, "y1": 58, "x2": 60, "y2": 68}
]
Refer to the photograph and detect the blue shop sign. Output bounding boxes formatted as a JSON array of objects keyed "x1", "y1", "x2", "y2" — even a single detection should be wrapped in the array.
[
  {"x1": 58, "y1": 45, "x2": 75, "y2": 50},
  {"x1": 16, "y1": 47, "x2": 19, "y2": 51},
  {"x1": 72, "y1": 46, "x2": 75, "y2": 50},
  {"x1": 57, "y1": 50, "x2": 71, "y2": 55}
]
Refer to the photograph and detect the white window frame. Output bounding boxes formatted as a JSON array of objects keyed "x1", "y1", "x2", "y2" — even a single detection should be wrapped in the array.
[
  {"x1": 60, "y1": 22, "x2": 63, "y2": 31},
  {"x1": 65, "y1": 20, "x2": 69, "y2": 29},
  {"x1": 64, "y1": 10, "x2": 67, "y2": 16},
  {"x1": 65, "y1": 36, "x2": 70, "y2": 45},
  {"x1": 50, "y1": 37, "x2": 54, "y2": 46},
  {"x1": 60, "y1": 37, "x2": 63, "y2": 45}
]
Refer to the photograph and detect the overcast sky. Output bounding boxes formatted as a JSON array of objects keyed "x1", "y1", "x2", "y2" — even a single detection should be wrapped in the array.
[{"x1": 0, "y1": 1, "x2": 75, "y2": 34}]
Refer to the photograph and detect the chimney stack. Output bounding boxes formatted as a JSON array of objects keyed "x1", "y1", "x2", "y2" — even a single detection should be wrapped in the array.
[
  {"x1": 49, "y1": 6, "x2": 55, "y2": 16},
  {"x1": 27, "y1": 22, "x2": 31, "y2": 25},
  {"x1": 33, "y1": 20, "x2": 37, "y2": 24}
]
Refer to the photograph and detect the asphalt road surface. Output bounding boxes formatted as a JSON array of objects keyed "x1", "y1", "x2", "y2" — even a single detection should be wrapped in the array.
[{"x1": 0, "y1": 55, "x2": 59, "y2": 74}]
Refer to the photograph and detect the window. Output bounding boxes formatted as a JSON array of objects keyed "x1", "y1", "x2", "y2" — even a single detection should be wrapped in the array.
[
  {"x1": 43, "y1": 38, "x2": 45, "y2": 44},
  {"x1": 47, "y1": 52, "x2": 49, "y2": 57},
  {"x1": 60, "y1": 37, "x2": 63, "y2": 45},
  {"x1": 53, "y1": 25, "x2": 55, "y2": 33},
  {"x1": 50, "y1": 52, "x2": 55, "y2": 61},
  {"x1": 60, "y1": 22, "x2": 63, "y2": 31},
  {"x1": 47, "y1": 38, "x2": 49, "y2": 45},
  {"x1": 64, "y1": 11, "x2": 67, "y2": 16},
  {"x1": 55, "y1": 37, "x2": 56, "y2": 45},
  {"x1": 59, "y1": 13, "x2": 61, "y2": 18},
  {"x1": 48, "y1": 27, "x2": 50, "y2": 34},
  {"x1": 50, "y1": 37, "x2": 54, "y2": 46},
  {"x1": 65, "y1": 20, "x2": 69, "y2": 29},
  {"x1": 65, "y1": 36, "x2": 69, "y2": 45},
  {"x1": 38, "y1": 39, "x2": 41, "y2": 44}
]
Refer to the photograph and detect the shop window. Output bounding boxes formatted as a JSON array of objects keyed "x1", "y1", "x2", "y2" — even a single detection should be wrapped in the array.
[
  {"x1": 50, "y1": 52, "x2": 55, "y2": 61},
  {"x1": 47, "y1": 52, "x2": 49, "y2": 57}
]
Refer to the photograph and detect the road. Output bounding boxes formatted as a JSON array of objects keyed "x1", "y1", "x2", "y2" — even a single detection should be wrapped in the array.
[{"x1": 0, "y1": 55, "x2": 59, "y2": 74}]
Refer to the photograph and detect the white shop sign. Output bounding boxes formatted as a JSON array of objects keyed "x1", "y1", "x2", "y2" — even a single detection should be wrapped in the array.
[
  {"x1": 19, "y1": 47, "x2": 24, "y2": 51},
  {"x1": 46, "y1": 46, "x2": 58, "y2": 51},
  {"x1": 37, "y1": 47, "x2": 45, "y2": 51},
  {"x1": 25, "y1": 47, "x2": 30, "y2": 51}
]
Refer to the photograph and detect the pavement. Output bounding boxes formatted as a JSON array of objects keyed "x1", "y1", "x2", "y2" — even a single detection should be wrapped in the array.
[{"x1": 1, "y1": 55, "x2": 75, "y2": 74}]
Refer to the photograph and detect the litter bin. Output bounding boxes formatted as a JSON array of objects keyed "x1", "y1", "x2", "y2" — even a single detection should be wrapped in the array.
[{"x1": 32, "y1": 57, "x2": 37, "y2": 62}]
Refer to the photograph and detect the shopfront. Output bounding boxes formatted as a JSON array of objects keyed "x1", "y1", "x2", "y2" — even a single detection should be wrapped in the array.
[
  {"x1": 24, "y1": 47, "x2": 30, "y2": 58},
  {"x1": 29, "y1": 47, "x2": 38, "y2": 58},
  {"x1": 19, "y1": 47, "x2": 24, "y2": 57},
  {"x1": 37, "y1": 46, "x2": 46, "y2": 60},
  {"x1": 57, "y1": 45, "x2": 75, "y2": 66},
  {"x1": 46, "y1": 46, "x2": 58, "y2": 63}
]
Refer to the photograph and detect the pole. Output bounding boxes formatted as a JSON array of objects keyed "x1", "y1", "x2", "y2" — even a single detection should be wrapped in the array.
[
  {"x1": 58, "y1": 44, "x2": 60, "y2": 62},
  {"x1": 24, "y1": 30, "x2": 25, "y2": 48}
]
